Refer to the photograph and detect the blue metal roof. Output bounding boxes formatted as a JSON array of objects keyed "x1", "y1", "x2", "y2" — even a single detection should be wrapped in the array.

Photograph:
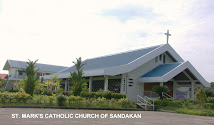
[
  {"x1": 8, "y1": 60, "x2": 68, "y2": 72},
  {"x1": 142, "y1": 62, "x2": 182, "y2": 77},
  {"x1": 59, "y1": 45, "x2": 162, "y2": 73}
]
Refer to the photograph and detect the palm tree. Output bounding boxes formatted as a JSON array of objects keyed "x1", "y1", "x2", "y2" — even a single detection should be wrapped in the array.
[
  {"x1": 23, "y1": 60, "x2": 39, "y2": 96},
  {"x1": 51, "y1": 76, "x2": 61, "y2": 91},
  {"x1": 69, "y1": 57, "x2": 86, "y2": 96}
]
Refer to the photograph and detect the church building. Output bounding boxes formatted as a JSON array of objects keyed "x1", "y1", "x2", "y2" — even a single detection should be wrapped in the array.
[{"x1": 43, "y1": 44, "x2": 210, "y2": 101}]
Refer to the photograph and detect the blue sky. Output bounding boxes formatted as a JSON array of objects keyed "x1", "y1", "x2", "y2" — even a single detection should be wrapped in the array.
[{"x1": 0, "y1": 0, "x2": 214, "y2": 82}]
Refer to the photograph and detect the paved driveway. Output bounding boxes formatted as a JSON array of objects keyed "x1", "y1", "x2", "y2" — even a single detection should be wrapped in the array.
[{"x1": 0, "y1": 108, "x2": 213, "y2": 125}]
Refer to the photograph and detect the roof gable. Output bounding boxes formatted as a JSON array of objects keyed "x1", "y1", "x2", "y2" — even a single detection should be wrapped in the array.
[{"x1": 138, "y1": 61, "x2": 210, "y2": 87}]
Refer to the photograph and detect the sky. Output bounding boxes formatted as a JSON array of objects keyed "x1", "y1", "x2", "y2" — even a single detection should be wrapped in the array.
[{"x1": 0, "y1": 0, "x2": 214, "y2": 82}]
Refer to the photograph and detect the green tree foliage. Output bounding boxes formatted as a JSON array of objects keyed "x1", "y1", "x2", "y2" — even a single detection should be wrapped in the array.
[
  {"x1": 44, "y1": 76, "x2": 61, "y2": 92},
  {"x1": 34, "y1": 83, "x2": 45, "y2": 94},
  {"x1": 51, "y1": 76, "x2": 61, "y2": 91},
  {"x1": 204, "y1": 82, "x2": 214, "y2": 97},
  {"x1": 45, "y1": 79, "x2": 53, "y2": 91},
  {"x1": 195, "y1": 88, "x2": 207, "y2": 106},
  {"x1": 69, "y1": 57, "x2": 86, "y2": 96},
  {"x1": 204, "y1": 88, "x2": 214, "y2": 97},
  {"x1": 152, "y1": 85, "x2": 169, "y2": 99},
  {"x1": 15, "y1": 79, "x2": 25, "y2": 90},
  {"x1": 23, "y1": 60, "x2": 39, "y2": 96},
  {"x1": 0, "y1": 78, "x2": 6, "y2": 88},
  {"x1": 211, "y1": 82, "x2": 214, "y2": 89}
]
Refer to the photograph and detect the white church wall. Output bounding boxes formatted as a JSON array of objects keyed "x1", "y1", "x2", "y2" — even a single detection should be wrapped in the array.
[
  {"x1": 164, "y1": 53, "x2": 174, "y2": 63},
  {"x1": 124, "y1": 52, "x2": 175, "y2": 101}
]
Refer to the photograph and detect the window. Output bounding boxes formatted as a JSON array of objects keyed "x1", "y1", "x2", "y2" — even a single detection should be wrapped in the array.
[
  {"x1": 123, "y1": 78, "x2": 126, "y2": 92},
  {"x1": 18, "y1": 70, "x2": 24, "y2": 75},
  {"x1": 155, "y1": 57, "x2": 158, "y2": 62},
  {"x1": 159, "y1": 54, "x2": 162, "y2": 61},
  {"x1": 163, "y1": 55, "x2": 166, "y2": 64}
]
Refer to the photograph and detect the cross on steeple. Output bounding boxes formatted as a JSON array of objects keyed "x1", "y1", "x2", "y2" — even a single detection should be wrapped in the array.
[{"x1": 164, "y1": 30, "x2": 171, "y2": 44}]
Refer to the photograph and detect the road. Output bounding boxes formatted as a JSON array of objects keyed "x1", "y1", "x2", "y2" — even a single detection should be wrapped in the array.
[{"x1": 0, "y1": 108, "x2": 213, "y2": 125}]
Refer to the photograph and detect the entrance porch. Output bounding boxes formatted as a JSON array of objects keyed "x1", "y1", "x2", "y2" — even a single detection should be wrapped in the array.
[{"x1": 138, "y1": 62, "x2": 208, "y2": 100}]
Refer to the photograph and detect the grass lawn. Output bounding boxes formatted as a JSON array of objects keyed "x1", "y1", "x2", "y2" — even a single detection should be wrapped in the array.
[{"x1": 155, "y1": 98, "x2": 214, "y2": 116}]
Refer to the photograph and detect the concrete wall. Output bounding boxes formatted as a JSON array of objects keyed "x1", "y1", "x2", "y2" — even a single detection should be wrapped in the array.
[{"x1": 8, "y1": 68, "x2": 17, "y2": 75}]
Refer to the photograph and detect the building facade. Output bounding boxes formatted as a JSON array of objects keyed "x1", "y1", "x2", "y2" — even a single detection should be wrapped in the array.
[
  {"x1": 43, "y1": 44, "x2": 210, "y2": 101},
  {"x1": 3, "y1": 60, "x2": 68, "y2": 90}
]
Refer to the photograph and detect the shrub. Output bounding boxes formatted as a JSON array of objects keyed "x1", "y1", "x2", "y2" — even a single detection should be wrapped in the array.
[
  {"x1": 154, "y1": 98, "x2": 169, "y2": 107},
  {"x1": 0, "y1": 88, "x2": 5, "y2": 93},
  {"x1": 207, "y1": 97, "x2": 214, "y2": 103},
  {"x1": 152, "y1": 85, "x2": 169, "y2": 99},
  {"x1": 95, "y1": 92, "x2": 102, "y2": 98},
  {"x1": 57, "y1": 94, "x2": 67, "y2": 106},
  {"x1": 0, "y1": 92, "x2": 9, "y2": 103},
  {"x1": 36, "y1": 95, "x2": 43, "y2": 104},
  {"x1": 8, "y1": 90, "x2": 19, "y2": 93},
  {"x1": 96, "y1": 97, "x2": 108, "y2": 107},
  {"x1": 62, "y1": 91, "x2": 72, "y2": 96},
  {"x1": 154, "y1": 98, "x2": 184, "y2": 108},
  {"x1": 8, "y1": 94, "x2": 16, "y2": 103},
  {"x1": 80, "y1": 91, "x2": 125, "y2": 100},
  {"x1": 43, "y1": 90, "x2": 53, "y2": 96},
  {"x1": 55, "y1": 88, "x2": 64, "y2": 94},
  {"x1": 118, "y1": 98, "x2": 136, "y2": 108},
  {"x1": 68, "y1": 95, "x2": 76, "y2": 105},
  {"x1": 204, "y1": 88, "x2": 214, "y2": 97},
  {"x1": 102, "y1": 91, "x2": 112, "y2": 99},
  {"x1": 15, "y1": 88, "x2": 32, "y2": 103},
  {"x1": 48, "y1": 94, "x2": 56, "y2": 105},
  {"x1": 111, "y1": 93, "x2": 126, "y2": 99},
  {"x1": 204, "y1": 103, "x2": 214, "y2": 109},
  {"x1": 42, "y1": 95, "x2": 49, "y2": 104},
  {"x1": 80, "y1": 91, "x2": 88, "y2": 98},
  {"x1": 34, "y1": 83, "x2": 45, "y2": 95},
  {"x1": 88, "y1": 92, "x2": 96, "y2": 98}
]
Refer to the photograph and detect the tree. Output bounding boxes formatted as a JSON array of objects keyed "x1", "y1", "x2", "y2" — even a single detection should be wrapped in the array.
[
  {"x1": 69, "y1": 57, "x2": 86, "y2": 96},
  {"x1": 0, "y1": 78, "x2": 6, "y2": 88},
  {"x1": 211, "y1": 82, "x2": 214, "y2": 89},
  {"x1": 204, "y1": 88, "x2": 214, "y2": 97},
  {"x1": 45, "y1": 79, "x2": 53, "y2": 91},
  {"x1": 51, "y1": 76, "x2": 61, "y2": 91},
  {"x1": 152, "y1": 85, "x2": 169, "y2": 99},
  {"x1": 195, "y1": 88, "x2": 207, "y2": 107},
  {"x1": 204, "y1": 82, "x2": 214, "y2": 97},
  {"x1": 23, "y1": 60, "x2": 39, "y2": 96}
]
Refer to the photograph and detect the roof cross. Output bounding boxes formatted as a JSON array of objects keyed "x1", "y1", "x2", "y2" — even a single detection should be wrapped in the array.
[{"x1": 164, "y1": 30, "x2": 171, "y2": 44}]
